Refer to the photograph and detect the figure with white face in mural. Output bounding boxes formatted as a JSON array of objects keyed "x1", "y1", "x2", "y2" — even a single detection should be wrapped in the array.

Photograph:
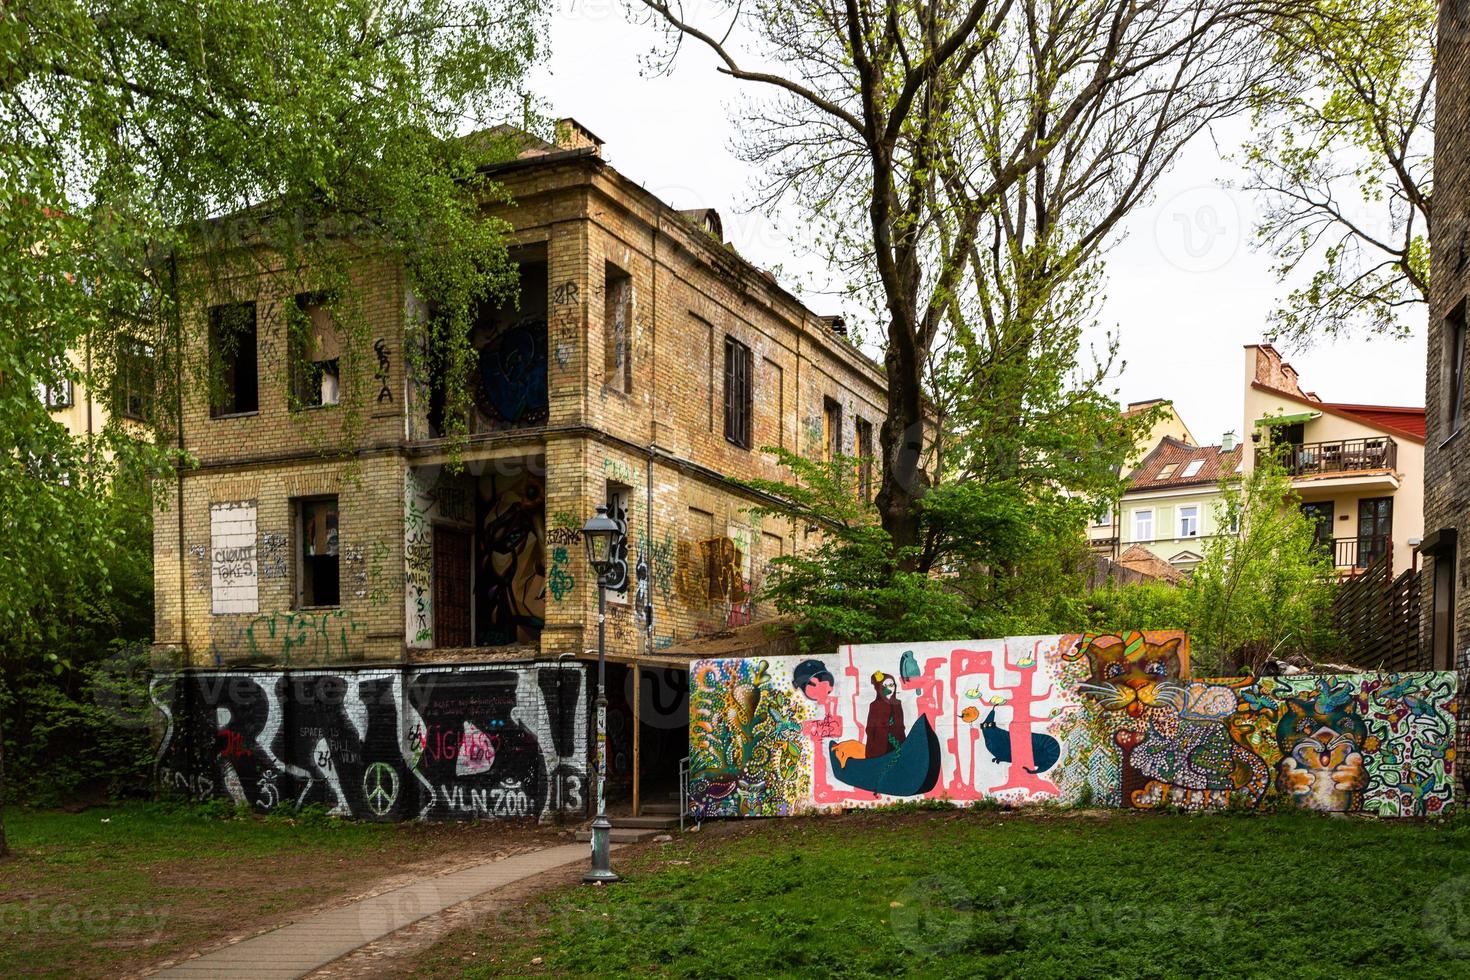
[{"x1": 865, "y1": 671, "x2": 906, "y2": 759}]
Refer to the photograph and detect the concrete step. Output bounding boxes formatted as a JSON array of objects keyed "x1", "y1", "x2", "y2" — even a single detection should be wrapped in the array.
[
  {"x1": 574, "y1": 826, "x2": 659, "y2": 844},
  {"x1": 640, "y1": 802, "x2": 681, "y2": 816},
  {"x1": 613, "y1": 814, "x2": 680, "y2": 830}
]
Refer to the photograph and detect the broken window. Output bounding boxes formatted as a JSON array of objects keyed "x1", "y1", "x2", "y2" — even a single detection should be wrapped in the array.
[
  {"x1": 208, "y1": 301, "x2": 258, "y2": 416},
  {"x1": 297, "y1": 496, "x2": 340, "y2": 607},
  {"x1": 723, "y1": 336, "x2": 753, "y2": 449},
  {"x1": 288, "y1": 294, "x2": 341, "y2": 410},
  {"x1": 604, "y1": 263, "x2": 632, "y2": 393}
]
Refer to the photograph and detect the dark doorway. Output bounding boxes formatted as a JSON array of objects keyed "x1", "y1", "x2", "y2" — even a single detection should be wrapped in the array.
[
  {"x1": 1358, "y1": 497, "x2": 1393, "y2": 566},
  {"x1": 636, "y1": 667, "x2": 690, "y2": 809},
  {"x1": 433, "y1": 526, "x2": 472, "y2": 648}
]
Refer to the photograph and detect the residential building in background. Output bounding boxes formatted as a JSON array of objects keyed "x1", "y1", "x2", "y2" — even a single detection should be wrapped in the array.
[
  {"x1": 1243, "y1": 344, "x2": 1424, "y2": 577},
  {"x1": 1115, "y1": 436, "x2": 1241, "y2": 574},
  {"x1": 1088, "y1": 398, "x2": 1196, "y2": 554}
]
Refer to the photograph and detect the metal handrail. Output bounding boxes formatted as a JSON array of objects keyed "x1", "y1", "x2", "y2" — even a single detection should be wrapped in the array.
[{"x1": 678, "y1": 756, "x2": 700, "y2": 832}]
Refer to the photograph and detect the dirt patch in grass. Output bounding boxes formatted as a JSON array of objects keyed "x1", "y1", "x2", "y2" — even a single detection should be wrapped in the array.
[
  {"x1": 0, "y1": 803, "x2": 576, "y2": 979},
  {"x1": 390, "y1": 807, "x2": 1470, "y2": 979}
]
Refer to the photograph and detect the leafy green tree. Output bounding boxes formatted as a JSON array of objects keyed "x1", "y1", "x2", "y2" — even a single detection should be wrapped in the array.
[
  {"x1": 1242, "y1": 0, "x2": 1433, "y2": 341},
  {"x1": 1187, "y1": 461, "x2": 1338, "y2": 675},
  {"x1": 636, "y1": 0, "x2": 1288, "y2": 561},
  {"x1": 0, "y1": 0, "x2": 544, "y2": 857}
]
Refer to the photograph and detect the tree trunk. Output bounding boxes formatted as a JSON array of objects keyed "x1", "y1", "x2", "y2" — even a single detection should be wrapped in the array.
[{"x1": 876, "y1": 328, "x2": 929, "y2": 565}]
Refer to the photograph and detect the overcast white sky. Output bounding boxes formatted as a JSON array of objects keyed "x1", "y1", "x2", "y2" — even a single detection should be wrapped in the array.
[{"x1": 531, "y1": 3, "x2": 1428, "y2": 448}]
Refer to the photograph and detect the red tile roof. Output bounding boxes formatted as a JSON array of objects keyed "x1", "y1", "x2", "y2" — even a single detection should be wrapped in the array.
[
  {"x1": 1249, "y1": 382, "x2": 1425, "y2": 442},
  {"x1": 1126, "y1": 437, "x2": 1242, "y2": 491}
]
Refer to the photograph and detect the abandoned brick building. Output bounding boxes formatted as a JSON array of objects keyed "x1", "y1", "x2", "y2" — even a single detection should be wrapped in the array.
[{"x1": 150, "y1": 120, "x2": 891, "y2": 820}]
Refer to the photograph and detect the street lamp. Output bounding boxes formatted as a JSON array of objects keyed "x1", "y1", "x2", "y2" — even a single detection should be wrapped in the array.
[{"x1": 581, "y1": 504, "x2": 624, "y2": 884}]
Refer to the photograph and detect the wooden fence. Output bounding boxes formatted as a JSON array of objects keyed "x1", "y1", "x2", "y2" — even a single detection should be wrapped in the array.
[{"x1": 1330, "y1": 550, "x2": 1423, "y2": 671}]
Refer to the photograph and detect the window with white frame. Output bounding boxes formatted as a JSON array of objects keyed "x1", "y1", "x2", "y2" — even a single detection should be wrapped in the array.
[
  {"x1": 1180, "y1": 459, "x2": 1204, "y2": 479},
  {"x1": 1133, "y1": 509, "x2": 1154, "y2": 541},
  {"x1": 1179, "y1": 504, "x2": 1199, "y2": 538}
]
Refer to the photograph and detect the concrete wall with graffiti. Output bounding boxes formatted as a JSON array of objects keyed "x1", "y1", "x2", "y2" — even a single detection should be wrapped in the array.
[
  {"x1": 153, "y1": 663, "x2": 588, "y2": 821},
  {"x1": 689, "y1": 632, "x2": 1457, "y2": 818}
]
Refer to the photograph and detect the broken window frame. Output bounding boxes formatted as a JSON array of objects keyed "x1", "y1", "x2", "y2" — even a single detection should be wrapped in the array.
[
  {"x1": 296, "y1": 495, "x2": 341, "y2": 608},
  {"x1": 723, "y1": 335, "x2": 753, "y2": 449},
  {"x1": 208, "y1": 300, "x2": 259, "y2": 417}
]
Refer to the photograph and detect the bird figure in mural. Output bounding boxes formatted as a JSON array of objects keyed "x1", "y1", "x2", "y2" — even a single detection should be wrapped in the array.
[
  {"x1": 979, "y1": 709, "x2": 1061, "y2": 775},
  {"x1": 900, "y1": 650, "x2": 920, "y2": 681}
]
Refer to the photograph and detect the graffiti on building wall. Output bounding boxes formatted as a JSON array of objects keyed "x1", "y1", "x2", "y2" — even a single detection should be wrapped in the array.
[
  {"x1": 373, "y1": 338, "x2": 393, "y2": 404},
  {"x1": 475, "y1": 317, "x2": 548, "y2": 429},
  {"x1": 242, "y1": 608, "x2": 365, "y2": 665},
  {"x1": 405, "y1": 472, "x2": 434, "y2": 646},
  {"x1": 688, "y1": 633, "x2": 1457, "y2": 818},
  {"x1": 476, "y1": 471, "x2": 546, "y2": 644},
  {"x1": 259, "y1": 532, "x2": 287, "y2": 580},
  {"x1": 153, "y1": 664, "x2": 588, "y2": 822},
  {"x1": 211, "y1": 501, "x2": 259, "y2": 615}
]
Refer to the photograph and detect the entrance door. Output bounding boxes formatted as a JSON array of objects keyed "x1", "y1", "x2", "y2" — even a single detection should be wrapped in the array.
[
  {"x1": 1357, "y1": 498, "x2": 1393, "y2": 567},
  {"x1": 433, "y1": 526, "x2": 472, "y2": 647}
]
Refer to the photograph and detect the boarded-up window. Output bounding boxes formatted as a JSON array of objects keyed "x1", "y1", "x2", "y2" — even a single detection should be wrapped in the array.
[
  {"x1": 724, "y1": 336, "x2": 753, "y2": 449},
  {"x1": 757, "y1": 357, "x2": 783, "y2": 452},
  {"x1": 604, "y1": 263, "x2": 632, "y2": 393}
]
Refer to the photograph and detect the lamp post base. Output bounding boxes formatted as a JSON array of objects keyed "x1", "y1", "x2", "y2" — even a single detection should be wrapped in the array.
[{"x1": 582, "y1": 813, "x2": 620, "y2": 884}]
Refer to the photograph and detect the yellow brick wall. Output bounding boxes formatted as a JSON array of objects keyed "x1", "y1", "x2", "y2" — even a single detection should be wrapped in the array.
[{"x1": 156, "y1": 151, "x2": 891, "y2": 667}]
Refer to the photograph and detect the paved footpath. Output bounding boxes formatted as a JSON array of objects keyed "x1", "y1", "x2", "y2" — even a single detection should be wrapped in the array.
[{"x1": 152, "y1": 842, "x2": 595, "y2": 979}]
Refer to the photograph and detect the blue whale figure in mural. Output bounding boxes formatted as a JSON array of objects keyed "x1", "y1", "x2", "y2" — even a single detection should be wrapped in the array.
[
  {"x1": 829, "y1": 714, "x2": 942, "y2": 797},
  {"x1": 980, "y1": 709, "x2": 1061, "y2": 775}
]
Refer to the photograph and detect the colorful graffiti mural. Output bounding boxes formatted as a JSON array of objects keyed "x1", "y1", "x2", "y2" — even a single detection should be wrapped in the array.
[
  {"x1": 153, "y1": 664, "x2": 587, "y2": 822},
  {"x1": 688, "y1": 633, "x2": 1457, "y2": 818},
  {"x1": 476, "y1": 471, "x2": 546, "y2": 644}
]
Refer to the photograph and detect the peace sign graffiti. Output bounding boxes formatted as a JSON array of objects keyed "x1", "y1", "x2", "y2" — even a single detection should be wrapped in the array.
[{"x1": 363, "y1": 762, "x2": 399, "y2": 816}]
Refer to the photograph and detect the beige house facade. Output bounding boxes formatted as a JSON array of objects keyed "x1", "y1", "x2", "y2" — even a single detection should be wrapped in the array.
[{"x1": 1242, "y1": 344, "x2": 1425, "y2": 577}]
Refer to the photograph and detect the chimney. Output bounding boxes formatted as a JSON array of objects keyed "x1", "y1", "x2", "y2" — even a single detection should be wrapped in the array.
[
  {"x1": 554, "y1": 117, "x2": 604, "y2": 156},
  {"x1": 1221, "y1": 431, "x2": 1236, "y2": 452}
]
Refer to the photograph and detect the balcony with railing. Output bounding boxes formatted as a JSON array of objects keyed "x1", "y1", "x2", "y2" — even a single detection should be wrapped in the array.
[
  {"x1": 1324, "y1": 535, "x2": 1392, "y2": 574},
  {"x1": 1266, "y1": 437, "x2": 1398, "y2": 478}
]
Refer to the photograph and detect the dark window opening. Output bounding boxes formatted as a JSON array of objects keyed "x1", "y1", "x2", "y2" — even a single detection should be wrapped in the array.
[
  {"x1": 606, "y1": 481, "x2": 631, "y2": 599},
  {"x1": 823, "y1": 397, "x2": 843, "y2": 462},
  {"x1": 723, "y1": 336, "x2": 753, "y2": 449},
  {"x1": 298, "y1": 497, "x2": 340, "y2": 606},
  {"x1": 289, "y1": 294, "x2": 341, "y2": 409},
  {"x1": 433, "y1": 525, "x2": 473, "y2": 648},
  {"x1": 1301, "y1": 501, "x2": 1335, "y2": 552},
  {"x1": 855, "y1": 417, "x2": 874, "y2": 500},
  {"x1": 604, "y1": 263, "x2": 632, "y2": 393},
  {"x1": 209, "y1": 301, "x2": 258, "y2": 416},
  {"x1": 1448, "y1": 300, "x2": 1466, "y2": 434}
]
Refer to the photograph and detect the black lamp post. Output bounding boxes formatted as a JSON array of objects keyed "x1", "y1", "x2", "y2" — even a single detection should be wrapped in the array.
[{"x1": 580, "y1": 504, "x2": 624, "y2": 884}]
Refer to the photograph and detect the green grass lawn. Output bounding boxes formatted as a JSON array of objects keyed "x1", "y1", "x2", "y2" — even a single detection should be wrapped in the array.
[
  {"x1": 0, "y1": 802, "x2": 555, "y2": 978},
  {"x1": 416, "y1": 807, "x2": 1470, "y2": 979}
]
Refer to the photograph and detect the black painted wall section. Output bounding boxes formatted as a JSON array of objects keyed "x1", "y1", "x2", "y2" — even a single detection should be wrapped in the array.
[{"x1": 152, "y1": 665, "x2": 589, "y2": 822}]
